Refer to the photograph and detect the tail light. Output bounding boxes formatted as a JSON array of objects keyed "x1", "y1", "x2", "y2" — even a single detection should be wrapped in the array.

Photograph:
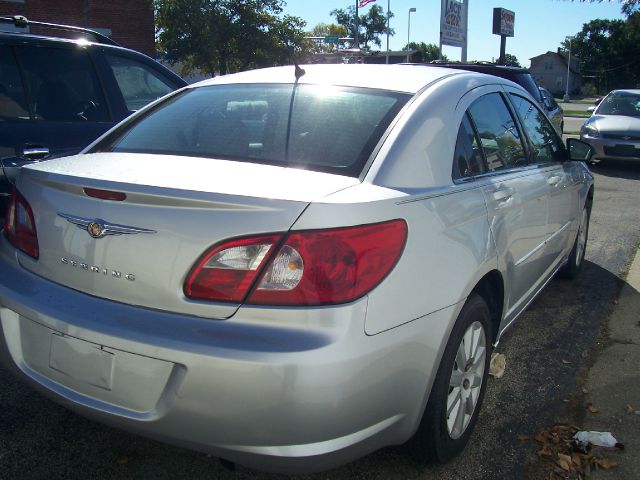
[
  {"x1": 184, "y1": 220, "x2": 407, "y2": 306},
  {"x1": 3, "y1": 189, "x2": 39, "y2": 258}
]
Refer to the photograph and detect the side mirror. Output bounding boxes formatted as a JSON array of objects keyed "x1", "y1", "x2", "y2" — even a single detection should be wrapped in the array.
[
  {"x1": 587, "y1": 106, "x2": 596, "y2": 113},
  {"x1": 566, "y1": 138, "x2": 593, "y2": 162}
]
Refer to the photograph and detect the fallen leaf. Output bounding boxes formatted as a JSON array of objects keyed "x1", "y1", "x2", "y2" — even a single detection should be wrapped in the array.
[
  {"x1": 557, "y1": 453, "x2": 572, "y2": 471},
  {"x1": 489, "y1": 352, "x2": 506, "y2": 378},
  {"x1": 626, "y1": 404, "x2": 634, "y2": 414},
  {"x1": 587, "y1": 404, "x2": 601, "y2": 414},
  {"x1": 594, "y1": 457, "x2": 618, "y2": 469},
  {"x1": 562, "y1": 359, "x2": 572, "y2": 365},
  {"x1": 517, "y1": 434, "x2": 531, "y2": 441},
  {"x1": 581, "y1": 387, "x2": 589, "y2": 394}
]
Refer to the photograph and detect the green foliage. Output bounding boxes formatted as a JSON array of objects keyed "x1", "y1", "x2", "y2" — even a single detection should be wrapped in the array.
[
  {"x1": 154, "y1": 0, "x2": 307, "y2": 77},
  {"x1": 503, "y1": 53, "x2": 521, "y2": 67},
  {"x1": 330, "y1": 4, "x2": 394, "y2": 50},
  {"x1": 566, "y1": 12, "x2": 640, "y2": 93},
  {"x1": 405, "y1": 42, "x2": 444, "y2": 63},
  {"x1": 306, "y1": 23, "x2": 348, "y2": 53}
]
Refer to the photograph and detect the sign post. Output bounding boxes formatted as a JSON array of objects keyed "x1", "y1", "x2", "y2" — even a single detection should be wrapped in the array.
[{"x1": 492, "y1": 7, "x2": 515, "y2": 65}]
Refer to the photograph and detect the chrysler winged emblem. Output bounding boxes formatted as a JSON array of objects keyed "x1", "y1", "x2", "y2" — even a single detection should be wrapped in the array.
[{"x1": 57, "y1": 213, "x2": 156, "y2": 239}]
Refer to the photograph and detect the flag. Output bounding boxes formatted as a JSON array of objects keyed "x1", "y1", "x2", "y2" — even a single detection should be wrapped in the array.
[{"x1": 358, "y1": 0, "x2": 377, "y2": 8}]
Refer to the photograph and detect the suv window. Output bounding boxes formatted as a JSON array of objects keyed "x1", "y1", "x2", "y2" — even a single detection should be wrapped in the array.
[
  {"x1": 16, "y1": 45, "x2": 109, "y2": 122},
  {"x1": 467, "y1": 93, "x2": 526, "y2": 172},
  {"x1": 509, "y1": 94, "x2": 566, "y2": 163},
  {"x1": 104, "y1": 53, "x2": 178, "y2": 113},
  {"x1": 96, "y1": 84, "x2": 410, "y2": 177},
  {"x1": 452, "y1": 113, "x2": 485, "y2": 179},
  {"x1": 0, "y1": 45, "x2": 29, "y2": 121}
]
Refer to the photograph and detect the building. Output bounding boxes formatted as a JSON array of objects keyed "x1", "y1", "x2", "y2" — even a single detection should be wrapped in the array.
[
  {"x1": 530, "y1": 50, "x2": 582, "y2": 97},
  {"x1": 0, "y1": 0, "x2": 155, "y2": 57}
]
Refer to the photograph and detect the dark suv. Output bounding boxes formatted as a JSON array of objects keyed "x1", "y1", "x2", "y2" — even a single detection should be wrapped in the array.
[
  {"x1": 429, "y1": 62, "x2": 544, "y2": 104},
  {"x1": 1, "y1": 15, "x2": 186, "y2": 199}
]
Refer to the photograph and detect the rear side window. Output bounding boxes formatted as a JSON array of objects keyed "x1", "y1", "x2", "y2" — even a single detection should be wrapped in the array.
[
  {"x1": 0, "y1": 46, "x2": 29, "y2": 121},
  {"x1": 97, "y1": 84, "x2": 409, "y2": 177},
  {"x1": 509, "y1": 94, "x2": 566, "y2": 163},
  {"x1": 467, "y1": 93, "x2": 527, "y2": 172},
  {"x1": 104, "y1": 53, "x2": 177, "y2": 113},
  {"x1": 452, "y1": 113, "x2": 485, "y2": 179},
  {"x1": 16, "y1": 45, "x2": 109, "y2": 122}
]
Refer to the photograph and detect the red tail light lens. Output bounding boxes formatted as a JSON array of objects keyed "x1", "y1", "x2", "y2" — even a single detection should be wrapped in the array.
[
  {"x1": 3, "y1": 189, "x2": 39, "y2": 258},
  {"x1": 249, "y1": 220, "x2": 407, "y2": 305},
  {"x1": 183, "y1": 220, "x2": 407, "y2": 306},
  {"x1": 184, "y1": 234, "x2": 284, "y2": 302}
]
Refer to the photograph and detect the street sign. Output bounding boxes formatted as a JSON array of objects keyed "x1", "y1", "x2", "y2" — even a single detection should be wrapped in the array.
[{"x1": 324, "y1": 35, "x2": 340, "y2": 44}]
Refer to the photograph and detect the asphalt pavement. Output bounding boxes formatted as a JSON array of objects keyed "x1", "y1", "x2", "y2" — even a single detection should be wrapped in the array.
[{"x1": 580, "y1": 242, "x2": 640, "y2": 478}]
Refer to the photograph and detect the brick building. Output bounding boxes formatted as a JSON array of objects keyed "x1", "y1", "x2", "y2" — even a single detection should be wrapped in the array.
[{"x1": 0, "y1": 0, "x2": 155, "y2": 56}]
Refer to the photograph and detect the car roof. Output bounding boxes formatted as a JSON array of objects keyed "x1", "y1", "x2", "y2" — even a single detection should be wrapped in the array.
[
  {"x1": 608, "y1": 89, "x2": 640, "y2": 95},
  {"x1": 193, "y1": 64, "x2": 492, "y2": 94}
]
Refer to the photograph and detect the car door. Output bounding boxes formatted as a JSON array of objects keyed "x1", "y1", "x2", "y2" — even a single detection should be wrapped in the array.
[
  {"x1": 8, "y1": 43, "x2": 115, "y2": 159},
  {"x1": 507, "y1": 90, "x2": 580, "y2": 265},
  {"x1": 458, "y1": 88, "x2": 551, "y2": 320}
]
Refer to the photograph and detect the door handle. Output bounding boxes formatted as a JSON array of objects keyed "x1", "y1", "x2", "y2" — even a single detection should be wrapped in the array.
[
  {"x1": 22, "y1": 146, "x2": 50, "y2": 160},
  {"x1": 547, "y1": 175, "x2": 562, "y2": 186},
  {"x1": 488, "y1": 187, "x2": 515, "y2": 204}
]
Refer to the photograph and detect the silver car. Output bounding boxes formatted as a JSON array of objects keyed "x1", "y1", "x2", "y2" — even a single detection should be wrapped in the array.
[
  {"x1": 0, "y1": 64, "x2": 594, "y2": 474},
  {"x1": 580, "y1": 89, "x2": 640, "y2": 162}
]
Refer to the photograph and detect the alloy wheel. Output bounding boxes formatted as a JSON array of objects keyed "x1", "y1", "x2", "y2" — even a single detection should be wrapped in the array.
[{"x1": 446, "y1": 320, "x2": 487, "y2": 439}]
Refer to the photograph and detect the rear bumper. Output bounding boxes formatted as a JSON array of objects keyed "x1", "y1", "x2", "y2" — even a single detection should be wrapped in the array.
[{"x1": 0, "y1": 242, "x2": 456, "y2": 473}]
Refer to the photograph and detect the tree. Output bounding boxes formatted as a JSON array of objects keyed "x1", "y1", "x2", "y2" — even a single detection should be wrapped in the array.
[
  {"x1": 566, "y1": 12, "x2": 640, "y2": 92},
  {"x1": 155, "y1": 0, "x2": 307, "y2": 77},
  {"x1": 404, "y1": 42, "x2": 444, "y2": 63},
  {"x1": 330, "y1": 4, "x2": 394, "y2": 50},
  {"x1": 503, "y1": 53, "x2": 521, "y2": 67},
  {"x1": 306, "y1": 23, "x2": 348, "y2": 53}
]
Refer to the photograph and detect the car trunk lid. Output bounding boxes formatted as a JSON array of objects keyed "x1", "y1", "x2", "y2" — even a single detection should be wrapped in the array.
[{"x1": 15, "y1": 153, "x2": 359, "y2": 319}]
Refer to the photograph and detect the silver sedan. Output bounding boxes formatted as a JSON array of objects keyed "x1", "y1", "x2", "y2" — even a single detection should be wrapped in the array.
[
  {"x1": 0, "y1": 64, "x2": 594, "y2": 474},
  {"x1": 580, "y1": 89, "x2": 640, "y2": 162}
]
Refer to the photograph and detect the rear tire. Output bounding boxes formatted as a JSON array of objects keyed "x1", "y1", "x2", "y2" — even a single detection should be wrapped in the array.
[
  {"x1": 559, "y1": 205, "x2": 589, "y2": 280},
  {"x1": 417, "y1": 293, "x2": 492, "y2": 462}
]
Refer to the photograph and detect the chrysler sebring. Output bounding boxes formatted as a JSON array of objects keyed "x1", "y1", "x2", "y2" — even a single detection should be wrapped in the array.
[{"x1": 0, "y1": 64, "x2": 594, "y2": 473}]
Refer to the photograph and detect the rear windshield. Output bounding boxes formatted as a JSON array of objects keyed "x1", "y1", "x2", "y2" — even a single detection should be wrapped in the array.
[{"x1": 94, "y1": 84, "x2": 410, "y2": 177}]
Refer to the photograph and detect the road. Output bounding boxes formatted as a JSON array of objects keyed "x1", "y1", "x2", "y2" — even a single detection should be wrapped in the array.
[{"x1": 1, "y1": 160, "x2": 640, "y2": 480}]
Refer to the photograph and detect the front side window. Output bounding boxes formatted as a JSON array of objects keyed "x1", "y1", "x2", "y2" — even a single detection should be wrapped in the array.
[
  {"x1": 467, "y1": 93, "x2": 527, "y2": 172},
  {"x1": 509, "y1": 94, "x2": 566, "y2": 163},
  {"x1": 105, "y1": 53, "x2": 177, "y2": 113},
  {"x1": 16, "y1": 46, "x2": 109, "y2": 122},
  {"x1": 0, "y1": 46, "x2": 29, "y2": 121},
  {"x1": 96, "y1": 84, "x2": 409, "y2": 177}
]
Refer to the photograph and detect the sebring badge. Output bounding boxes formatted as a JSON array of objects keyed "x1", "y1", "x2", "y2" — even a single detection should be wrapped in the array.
[{"x1": 57, "y1": 213, "x2": 156, "y2": 239}]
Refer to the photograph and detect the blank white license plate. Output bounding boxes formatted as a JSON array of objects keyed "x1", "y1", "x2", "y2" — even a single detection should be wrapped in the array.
[{"x1": 49, "y1": 334, "x2": 115, "y2": 390}]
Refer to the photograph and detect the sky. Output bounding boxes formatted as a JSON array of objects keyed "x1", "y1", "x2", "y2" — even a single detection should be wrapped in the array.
[{"x1": 282, "y1": 0, "x2": 627, "y2": 67}]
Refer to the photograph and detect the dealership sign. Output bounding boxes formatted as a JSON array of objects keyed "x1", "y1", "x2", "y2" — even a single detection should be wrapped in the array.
[
  {"x1": 492, "y1": 7, "x2": 515, "y2": 37},
  {"x1": 440, "y1": 0, "x2": 467, "y2": 48}
]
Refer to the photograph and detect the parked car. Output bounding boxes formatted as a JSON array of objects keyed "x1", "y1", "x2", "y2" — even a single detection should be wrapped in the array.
[
  {"x1": 429, "y1": 61, "x2": 545, "y2": 104},
  {"x1": 539, "y1": 87, "x2": 564, "y2": 134},
  {"x1": 430, "y1": 63, "x2": 564, "y2": 134},
  {"x1": 0, "y1": 15, "x2": 186, "y2": 204},
  {"x1": 580, "y1": 89, "x2": 640, "y2": 162},
  {"x1": 0, "y1": 64, "x2": 594, "y2": 474}
]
